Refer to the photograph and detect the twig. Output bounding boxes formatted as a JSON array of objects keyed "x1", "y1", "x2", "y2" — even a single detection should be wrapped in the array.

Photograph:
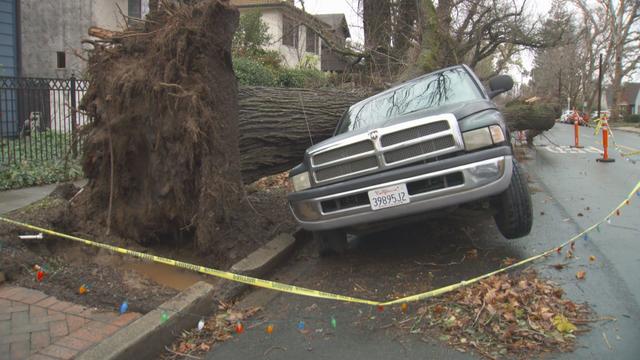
[
  {"x1": 106, "y1": 123, "x2": 114, "y2": 236},
  {"x1": 414, "y1": 255, "x2": 466, "y2": 267},
  {"x1": 602, "y1": 332, "x2": 612, "y2": 350},
  {"x1": 263, "y1": 346, "x2": 287, "y2": 356},
  {"x1": 164, "y1": 346, "x2": 202, "y2": 359},
  {"x1": 472, "y1": 300, "x2": 486, "y2": 327}
]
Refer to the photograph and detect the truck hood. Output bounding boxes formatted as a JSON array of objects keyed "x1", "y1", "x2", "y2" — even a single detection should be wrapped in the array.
[{"x1": 306, "y1": 99, "x2": 497, "y2": 155}]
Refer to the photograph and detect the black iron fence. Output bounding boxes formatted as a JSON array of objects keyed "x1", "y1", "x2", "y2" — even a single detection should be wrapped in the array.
[{"x1": 0, "y1": 76, "x2": 91, "y2": 166}]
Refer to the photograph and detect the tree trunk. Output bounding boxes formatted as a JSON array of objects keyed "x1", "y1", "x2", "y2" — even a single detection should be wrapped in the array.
[
  {"x1": 238, "y1": 86, "x2": 367, "y2": 184},
  {"x1": 237, "y1": 87, "x2": 557, "y2": 184}
]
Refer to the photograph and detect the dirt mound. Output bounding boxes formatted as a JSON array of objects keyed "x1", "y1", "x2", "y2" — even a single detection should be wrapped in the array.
[{"x1": 80, "y1": 0, "x2": 242, "y2": 253}]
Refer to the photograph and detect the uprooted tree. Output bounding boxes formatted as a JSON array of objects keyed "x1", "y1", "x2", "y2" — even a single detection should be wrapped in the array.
[
  {"x1": 81, "y1": 0, "x2": 243, "y2": 251},
  {"x1": 80, "y1": 0, "x2": 365, "y2": 252}
]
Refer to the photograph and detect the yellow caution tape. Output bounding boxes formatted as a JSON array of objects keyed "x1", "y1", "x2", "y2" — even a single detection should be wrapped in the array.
[{"x1": 1, "y1": 181, "x2": 639, "y2": 307}]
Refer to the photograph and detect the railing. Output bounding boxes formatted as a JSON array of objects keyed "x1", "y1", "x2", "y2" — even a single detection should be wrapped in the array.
[{"x1": 0, "y1": 76, "x2": 91, "y2": 166}]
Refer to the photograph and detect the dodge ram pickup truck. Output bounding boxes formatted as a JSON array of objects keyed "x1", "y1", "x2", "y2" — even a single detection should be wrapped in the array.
[{"x1": 287, "y1": 65, "x2": 533, "y2": 255}]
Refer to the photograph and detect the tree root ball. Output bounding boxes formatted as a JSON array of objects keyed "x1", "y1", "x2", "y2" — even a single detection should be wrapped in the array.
[{"x1": 80, "y1": 0, "x2": 242, "y2": 251}]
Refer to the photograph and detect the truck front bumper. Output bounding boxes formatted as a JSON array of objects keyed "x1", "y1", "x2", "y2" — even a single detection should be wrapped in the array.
[{"x1": 288, "y1": 146, "x2": 513, "y2": 231}]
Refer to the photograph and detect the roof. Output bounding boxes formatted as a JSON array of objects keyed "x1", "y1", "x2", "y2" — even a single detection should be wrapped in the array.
[
  {"x1": 230, "y1": 0, "x2": 333, "y2": 30},
  {"x1": 313, "y1": 14, "x2": 351, "y2": 38},
  {"x1": 605, "y1": 82, "x2": 640, "y2": 106}
]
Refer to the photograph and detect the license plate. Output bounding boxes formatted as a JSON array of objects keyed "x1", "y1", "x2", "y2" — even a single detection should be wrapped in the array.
[{"x1": 368, "y1": 184, "x2": 410, "y2": 210}]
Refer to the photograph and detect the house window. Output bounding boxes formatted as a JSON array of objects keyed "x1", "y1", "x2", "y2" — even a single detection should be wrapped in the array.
[
  {"x1": 129, "y1": 0, "x2": 141, "y2": 18},
  {"x1": 282, "y1": 16, "x2": 298, "y2": 47},
  {"x1": 305, "y1": 27, "x2": 317, "y2": 54},
  {"x1": 128, "y1": 0, "x2": 150, "y2": 18},
  {"x1": 56, "y1": 52, "x2": 66, "y2": 69}
]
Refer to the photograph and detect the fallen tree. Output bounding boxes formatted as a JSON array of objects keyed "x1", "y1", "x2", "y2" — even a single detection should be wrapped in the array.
[
  {"x1": 238, "y1": 86, "x2": 365, "y2": 183},
  {"x1": 502, "y1": 103, "x2": 556, "y2": 143}
]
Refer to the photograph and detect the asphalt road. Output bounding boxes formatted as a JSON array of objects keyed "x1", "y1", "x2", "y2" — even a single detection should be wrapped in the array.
[{"x1": 206, "y1": 124, "x2": 640, "y2": 360}]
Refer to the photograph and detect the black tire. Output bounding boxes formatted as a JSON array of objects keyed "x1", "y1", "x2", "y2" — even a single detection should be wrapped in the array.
[
  {"x1": 493, "y1": 159, "x2": 533, "y2": 239},
  {"x1": 314, "y1": 230, "x2": 347, "y2": 257}
]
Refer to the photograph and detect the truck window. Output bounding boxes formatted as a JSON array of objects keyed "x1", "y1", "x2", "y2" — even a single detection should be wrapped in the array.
[{"x1": 336, "y1": 68, "x2": 483, "y2": 134}]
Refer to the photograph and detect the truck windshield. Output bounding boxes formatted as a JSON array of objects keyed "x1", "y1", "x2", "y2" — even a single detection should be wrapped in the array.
[{"x1": 336, "y1": 67, "x2": 484, "y2": 134}]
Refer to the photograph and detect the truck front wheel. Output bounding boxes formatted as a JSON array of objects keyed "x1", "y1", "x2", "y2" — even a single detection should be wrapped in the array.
[
  {"x1": 314, "y1": 230, "x2": 347, "y2": 256},
  {"x1": 493, "y1": 159, "x2": 533, "y2": 239}
]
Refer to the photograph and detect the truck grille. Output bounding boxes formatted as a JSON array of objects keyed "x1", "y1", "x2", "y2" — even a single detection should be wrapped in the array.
[
  {"x1": 384, "y1": 135, "x2": 455, "y2": 164},
  {"x1": 315, "y1": 156, "x2": 378, "y2": 182},
  {"x1": 310, "y1": 114, "x2": 463, "y2": 184},
  {"x1": 312, "y1": 140, "x2": 375, "y2": 165},
  {"x1": 380, "y1": 121, "x2": 450, "y2": 147}
]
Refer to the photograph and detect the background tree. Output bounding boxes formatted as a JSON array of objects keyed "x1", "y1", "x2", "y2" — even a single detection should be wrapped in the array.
[{"x1": 574, "y1": 0, "x2": 640, "y2": 121}]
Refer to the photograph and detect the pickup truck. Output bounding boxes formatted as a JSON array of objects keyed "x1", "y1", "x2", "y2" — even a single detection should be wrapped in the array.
[{"x1": 287, "y1": 65, "x2": 532, "y2": 255}]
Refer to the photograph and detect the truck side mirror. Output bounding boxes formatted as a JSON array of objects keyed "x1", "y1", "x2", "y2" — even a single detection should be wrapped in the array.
[{"x1": 487, "y1": 75, "x2": 514, "y2": 99}]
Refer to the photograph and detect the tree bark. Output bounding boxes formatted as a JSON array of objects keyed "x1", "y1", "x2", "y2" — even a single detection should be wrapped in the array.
[{"x1": 238, "y1": 86, "x2": 367, "y2": 184}]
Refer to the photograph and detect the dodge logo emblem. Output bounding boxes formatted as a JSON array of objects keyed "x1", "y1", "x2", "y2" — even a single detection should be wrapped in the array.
[{"x1": 369, "y1": 130, "x2": 379, "y2": 140}]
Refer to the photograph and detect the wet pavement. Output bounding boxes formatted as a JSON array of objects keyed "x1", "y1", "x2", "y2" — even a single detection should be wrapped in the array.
[{"x1": 205, "y1": 124, "x2": 640, "y2": 359}]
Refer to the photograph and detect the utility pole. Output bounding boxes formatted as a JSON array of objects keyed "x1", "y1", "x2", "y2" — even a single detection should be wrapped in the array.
[
  {"x1": 597, "y1": 53, "x2": 603, "y2": 118},
  {"x1": 558, "y1": 69, "x2": 562, "y2": 109}
]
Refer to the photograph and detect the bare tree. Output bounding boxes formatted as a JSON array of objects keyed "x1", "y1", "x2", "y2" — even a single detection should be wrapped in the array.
[{"x1": 574, "y1": 0, "x2": 640, "y2": 121}]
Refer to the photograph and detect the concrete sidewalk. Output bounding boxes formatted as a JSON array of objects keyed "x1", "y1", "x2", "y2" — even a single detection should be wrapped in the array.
[
  {"x1": 0, "y1": 285, "x2": 141, "y2": 360},
  {"x1": 0, "y1": 181, "x2": 86, "y2": 215}
]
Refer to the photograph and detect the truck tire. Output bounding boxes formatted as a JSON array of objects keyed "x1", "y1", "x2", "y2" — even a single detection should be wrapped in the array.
[
  {"x1": 493, "y1": 159, "x2": 533, "y2": 239},
  {"x1": 314, "y1": 230, "x2": 347, "y2": 256}
]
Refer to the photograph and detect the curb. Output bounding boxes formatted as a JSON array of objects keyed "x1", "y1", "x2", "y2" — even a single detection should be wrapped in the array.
[{"x1": 77, "y1": 231, "x2": 304, "y2": 360}]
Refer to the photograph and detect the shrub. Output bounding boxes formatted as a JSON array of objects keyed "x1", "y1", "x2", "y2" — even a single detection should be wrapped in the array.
[
  {"x1": 277, "y1": 68, "x2": 327, "y2": 88},
  {"x1": 623, "y1": 114, "x2": 640, "y2": 123},
  {"x1": 0, "y1": 159, "x2": 83, "y2": 190},
  {"x1": 233, "y1": 57, "x2": 277, "y2": 86}
]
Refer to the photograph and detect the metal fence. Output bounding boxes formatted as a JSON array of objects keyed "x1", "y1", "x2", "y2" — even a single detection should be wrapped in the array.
[{"x1": 0, "y1": 76, "x2": 91, "y2": 166}]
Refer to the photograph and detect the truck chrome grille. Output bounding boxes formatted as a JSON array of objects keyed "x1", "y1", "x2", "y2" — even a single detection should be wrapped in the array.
[
  {"x1": 315, "y1": 156, "x2": 378, "y2": 182},
  {"x1": 380, "y1": 121, "x2": 450, "y2": 147},
  {"x1": 309, "y1": 114, "x2": 463, "y2": 184},
  {"x1": 384, "y1": 135, "x2": 455, "y2": 164},
  {"x1": 312, "y1": 140, "x2": 374, "y2": 165}
]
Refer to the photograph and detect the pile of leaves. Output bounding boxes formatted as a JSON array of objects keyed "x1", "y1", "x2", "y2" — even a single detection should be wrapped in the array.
[
  {"x1": 410, "y1": 270, "x2": 591, "y2": 358},
  {"x1": 164, "y1": 304, "x2": 262, "y2": 359},
  {"x1": 249, "y1": 171, "x2": 289, "y2": 192}
]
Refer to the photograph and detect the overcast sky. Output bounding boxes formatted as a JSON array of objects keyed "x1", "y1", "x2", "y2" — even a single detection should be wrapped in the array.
[{"x1": 299, "y1": 0, "x2": 555, "y2": 82}]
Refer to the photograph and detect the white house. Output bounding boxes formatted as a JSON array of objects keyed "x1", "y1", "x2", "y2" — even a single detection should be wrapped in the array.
[
  {"x1": 231, "y1": 0, "x2": 338, "y2": 70},
  {"x1": 599, "y1": 83, "x2": 640, "y2": 116}
]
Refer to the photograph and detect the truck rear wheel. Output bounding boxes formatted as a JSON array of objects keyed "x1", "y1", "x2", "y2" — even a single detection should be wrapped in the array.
[
  {"x1": 493, "y1": 159, "x2": 533, "y2": 239},
  {"x1": 314, "y1": 230, "x2": 347, "y2": 256}
]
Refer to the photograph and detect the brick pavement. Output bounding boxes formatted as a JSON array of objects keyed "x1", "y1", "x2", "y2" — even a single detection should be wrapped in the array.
[{"x1": 0, "y1": 285, "x2": 141, "y2": 360}]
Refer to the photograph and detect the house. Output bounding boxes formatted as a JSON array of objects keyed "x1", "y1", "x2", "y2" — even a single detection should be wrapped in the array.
[
  {"x1": 313, "y1": 14, "x2": 352, "y2": 72},
  {"x1": 0, "y1": 1, "x2": 148, "y2": 137},
  {"x1": 600, "y1": 83, "x2": 640, "y2": 116},
  {"x1": 0, "y1": 0, "x2": 149, "y2": 79},
  {"x1": 231, "y1": 0, "x2": 349, "y2": 71}
]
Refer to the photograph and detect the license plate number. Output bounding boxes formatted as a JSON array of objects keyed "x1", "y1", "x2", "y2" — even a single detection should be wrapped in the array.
[{"x1": 368, "y1": 184, "x2": 410, "y2": 210}]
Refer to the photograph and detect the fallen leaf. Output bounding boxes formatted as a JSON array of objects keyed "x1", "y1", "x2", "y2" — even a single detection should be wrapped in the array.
[
  {"x1": 502, "y1": 257, "x2": 517, "y2": 266},
  {"x1": 589, "y1": 255, "x2": 596, "y2": 262},
  {"x1": 552, "y1": 263, "x2": 566, "y2": 270},
  {"x1": 199, "y1": 343, "x2": 210, "y2": 351},
  {"x1": 466, "y1": 249, "x2": 478, "y2": 259},
  {"x1": 552, "y1": 314, "x2": 577, "y2": 333},
  {"x1": 576, "y1": 271, "x2": 586, "y2": 280},
  {"x1": 577, "y1": 213, "x2": 583, "y2": 217}
]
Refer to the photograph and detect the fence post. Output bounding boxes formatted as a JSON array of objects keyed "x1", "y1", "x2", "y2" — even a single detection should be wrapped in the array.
[{"x1": 70, "y1": 75, "x2": 78, "y2": 158}]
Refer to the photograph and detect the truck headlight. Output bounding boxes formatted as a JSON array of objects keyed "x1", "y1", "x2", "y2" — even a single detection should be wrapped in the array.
[
  {"x1": 463, "y1": 127, "x2": 493, "y2": 151},
  {"x1": 463, "y1": 126, "x2": 505, "y2": 151},
  {"x1": 291, "y1": 171, "x2": 311, "y2": 192}
]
